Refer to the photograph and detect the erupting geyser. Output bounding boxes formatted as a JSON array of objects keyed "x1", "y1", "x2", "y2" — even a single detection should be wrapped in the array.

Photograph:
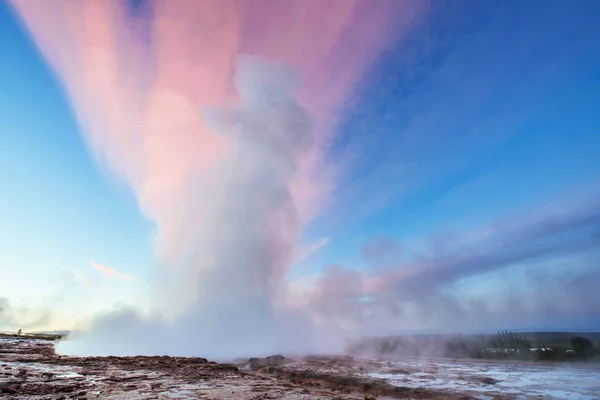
[{"x1": 9, "y1": 0, "x2": 421, "y2": 358}]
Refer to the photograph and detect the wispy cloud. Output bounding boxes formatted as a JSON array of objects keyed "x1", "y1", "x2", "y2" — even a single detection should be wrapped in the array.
[
  {"x1": 325, "y1": 1, "x2": 600, "y2": 231},
  {"x1": 370, "y1": 202, "x2": 600, "y2": 300},
  {"x1": 361, "y1": 234, "x2": 403, "y2": 268},
  {"x1": 45, "y1": 258, "x2": 110, "y2": 294},
  {"x1": 294, "y1": 192, "x2": 600, "y2": 333},
  {"x1": 89, "y1": 260, "x2": 135, "y2": 282},
  {"x1": 293, "y1": 236, "x2": 330, "y2": 264}
]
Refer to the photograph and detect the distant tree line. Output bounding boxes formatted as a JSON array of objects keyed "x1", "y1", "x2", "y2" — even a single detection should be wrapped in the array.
[
  {"x1": 444, "y1": 331, "x2": 597, "y2": 361},
  {"x1": 571, "y1": 336, "x2": 595, "y2": 360},
  {"x1": 346, "y1": 331, "x2": 598, "y2": 362}
]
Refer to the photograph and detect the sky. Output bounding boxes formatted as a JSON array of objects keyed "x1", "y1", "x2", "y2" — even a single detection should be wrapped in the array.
[{"x1": 1, "y1": 0, "x2": 599, "y2": 344}]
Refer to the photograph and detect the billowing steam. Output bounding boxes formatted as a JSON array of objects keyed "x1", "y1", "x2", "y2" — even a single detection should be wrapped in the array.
[
  {"x1": 8, "y1": 0, "x2": 423, "y2": 357},
  {"x1": 55, "y1": 56, "x2": 328, "y2": 358}
]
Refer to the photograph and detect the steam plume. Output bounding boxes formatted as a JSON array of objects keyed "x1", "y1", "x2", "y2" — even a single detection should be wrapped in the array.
[
  {"x1": 8, "y1": 1, "x2": 424, "y2": 357},
  {"x1": 53, "y1": 54, "x2": 328, "y2": 358}
]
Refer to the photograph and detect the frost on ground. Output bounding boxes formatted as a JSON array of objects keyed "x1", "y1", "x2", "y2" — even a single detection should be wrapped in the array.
[
  {"x1": 1, "y1": 337, "x2": 599, "y2": 399},
  {"x1": 365, "y1": 357, "x2": 600, "y2": 400}
]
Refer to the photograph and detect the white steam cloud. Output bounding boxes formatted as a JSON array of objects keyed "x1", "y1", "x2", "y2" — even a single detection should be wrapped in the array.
[{"x1": 57, "y1": 56, "x2": 339, "y2": 359}]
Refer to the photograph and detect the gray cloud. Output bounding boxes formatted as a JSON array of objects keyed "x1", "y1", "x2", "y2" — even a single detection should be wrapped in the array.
[
  {"x1": 361, "y1": 235, "x2": 403, "y2": 265},
  {"x1": 390, "y1": 204, "x2": 600, "y2": 301},
  {"x1": 299, "y1": 200, "x2": 600, "y2": 334}
]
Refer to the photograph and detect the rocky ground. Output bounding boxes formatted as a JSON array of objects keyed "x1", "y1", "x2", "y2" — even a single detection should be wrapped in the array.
[
  {"x1": 13, "y1": 335, "x2": 598, "y2": 400},
  {"x1": 0, "y1": 336, "x2": 484, "y2": 400}
]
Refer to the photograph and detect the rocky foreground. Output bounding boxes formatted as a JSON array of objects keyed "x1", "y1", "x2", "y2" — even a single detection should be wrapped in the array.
[{"x1": 0, "y1": 336, "x2": 486, "y2": 399}]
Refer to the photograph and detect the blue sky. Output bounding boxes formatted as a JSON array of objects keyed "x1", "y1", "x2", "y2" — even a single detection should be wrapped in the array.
[
  {"x1": 1, "y1": 0, "x2": 599, "y2": 332},
  {"x1": 308, "y1": 0, "x2": 600, "y2": 267},
  {"x1": 0, "y1": 2, "x2": 153, "y2": 328}
]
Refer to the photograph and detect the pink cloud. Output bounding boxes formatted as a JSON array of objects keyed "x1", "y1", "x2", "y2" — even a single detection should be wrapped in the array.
[
  {"x1": 9, "y1": 1, "x2": 424, "y2": 263},
  {"x1": 45, "y1": 259, "x2": 111, "y2": 294},
  {"x1": 294, "y1": 236, "x2": 330, "y2": 264},
  {"x1": 288, "y1": 191, "x2": 600, "y2": 334},
  {"x1": 89, "y1": 261, "x2": 135, "y2": 282}
]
